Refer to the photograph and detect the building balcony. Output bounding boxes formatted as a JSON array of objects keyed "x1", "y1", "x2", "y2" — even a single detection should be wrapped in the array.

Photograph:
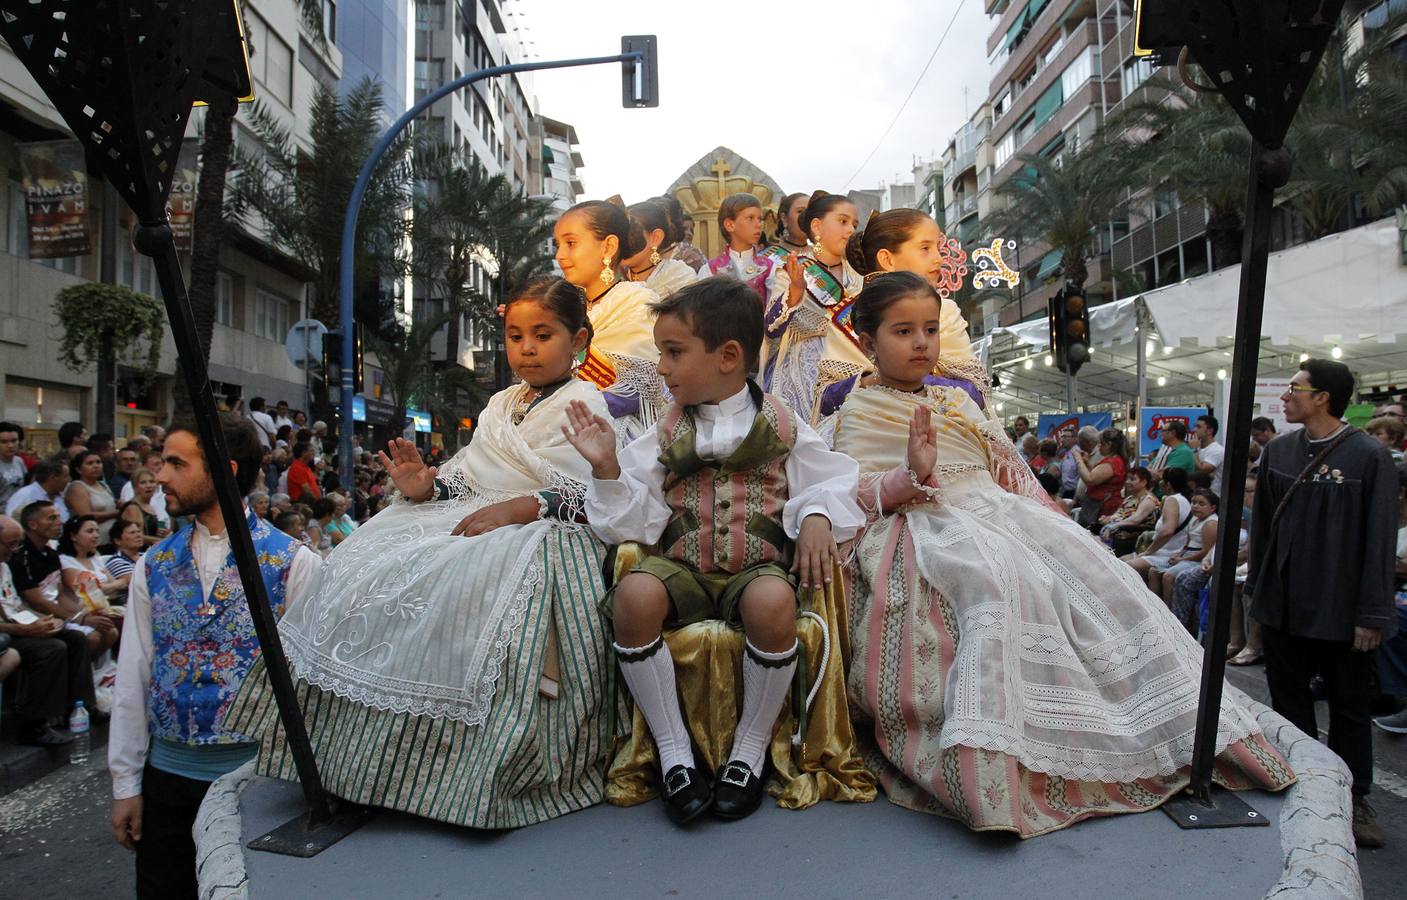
[
  {"x1": 990, "y1": 19, "x2": 1100, "y2": 142},
  {"x1": 991, "y1": 80, "x2": 1108, "y2": 185}
]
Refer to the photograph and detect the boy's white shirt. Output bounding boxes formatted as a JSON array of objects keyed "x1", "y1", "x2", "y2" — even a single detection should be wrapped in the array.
[{"x1": 585, "y1": 383, "x2": 863, "y2": 546}]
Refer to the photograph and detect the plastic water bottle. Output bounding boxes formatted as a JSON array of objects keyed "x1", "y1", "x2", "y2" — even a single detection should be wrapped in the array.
[{"x1": 68, "y1": 701, "x2": 90, "y2": 765}]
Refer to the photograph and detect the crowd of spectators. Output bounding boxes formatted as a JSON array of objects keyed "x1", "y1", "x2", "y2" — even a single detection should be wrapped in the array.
[{"x1": 0, "y1": 398, "x2": 423, "y2": 749}]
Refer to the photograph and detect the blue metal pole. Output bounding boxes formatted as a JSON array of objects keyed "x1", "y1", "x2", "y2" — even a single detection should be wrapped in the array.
[{"x1": 338, "y1": 52, "x2": 641, "y2": 487}]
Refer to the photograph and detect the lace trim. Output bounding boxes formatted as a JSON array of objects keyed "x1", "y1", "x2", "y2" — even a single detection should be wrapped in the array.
[{"x1": 282, "y1": 541, "x2": 546, "y2": 727}]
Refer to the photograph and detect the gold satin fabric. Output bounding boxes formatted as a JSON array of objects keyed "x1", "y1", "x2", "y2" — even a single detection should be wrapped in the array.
[{"x1": 605, "y1": 544, "x2": 876, "y2": 809}]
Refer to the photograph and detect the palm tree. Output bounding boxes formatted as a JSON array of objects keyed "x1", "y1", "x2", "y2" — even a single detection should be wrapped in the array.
[
  {"x1": 363, "y1": 308, "x2": 488, "y2": 442},
  {"x1": 985, "y1": 133, "x2": 1133, "y2": 291},
  {"x1": 228, "y1": 77, "x2": 415, "y2": 329},
  {"x1": 1110, "y1": 74, "x2": 1251, "y2": 268}
]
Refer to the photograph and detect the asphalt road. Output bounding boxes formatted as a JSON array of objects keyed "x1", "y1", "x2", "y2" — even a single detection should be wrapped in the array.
[{"x1": 1, "y1": 661, "x2": 1404, "y2": 899}]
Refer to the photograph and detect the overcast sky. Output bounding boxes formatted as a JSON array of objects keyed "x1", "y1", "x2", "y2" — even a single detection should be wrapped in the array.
[{"x1": 517, "y1": 0, "x2": 991, "y2": 201}]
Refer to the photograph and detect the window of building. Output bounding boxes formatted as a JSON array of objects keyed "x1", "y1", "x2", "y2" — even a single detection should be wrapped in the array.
[
  {"x1": 321, "y1": 1, "x2": 337, "y2": 41},
  {"x1": 215, "y1": 271, "x2": 235, "y2": 327},
  {"x1": 1155, "y1": 247, "x2": 1182, "y2": 287},
  {"x1": 254, "y1": 287, "x2": 293, "y2": 342},
  {"x1": 1121, "y1": 57, "x2": 1157, "y2": 99},
  {"x1": 1061, "y1": 47, "x2": 1097, "y2": 100},
  {"x1": 994, "y1": 132, "x2": 1016, "y2": 169},
  {"x1": 1152, "y1": 185, "x2": 1178, "y2": 219},
  {"x1": 5, "y1": 381, "x2": 84, "y2": 432},
  {"x1": 1032, "y1": 82, "x2": 1064, "y2": 129},
  {"x1": 415, "y1": 0, "x2": 445, "y2": 28},
  {"x1": 415, "y1": 58, "x2": 445, "y2": 95},
  {"x1": 245, "y1": 11, "x2": 294, "y2": 107},
  {"x1": 993, "y1": 90, "x2": 1011, "y2": 120}
]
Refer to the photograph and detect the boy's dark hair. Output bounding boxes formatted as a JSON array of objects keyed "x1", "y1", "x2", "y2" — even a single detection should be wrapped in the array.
[
  {"x1": 58, "y1": 421, "x2": 85, "y2": 448},
  {"x1": 167, "y1": 412, "x2": 264, "y2": 496},
  {"x1": 0, "y1": 420, "x2": 23, "y2": 441},
  {"x1": 717, "y1": 192, "x2": 762, "y2": 247},
  {"x1": 1197, "y1": 413, "x2": 1219, "y2": 435},
  {"x1": 31, "y1": 459, "x2": 65, "y2": 484},
  {"x1": 250, "y1": 397, "x2": 266, "y2": 412},
  {"x1": 1250, "y1": 416, "x2": 1275, "y2": 432},
  {"x1": 274, "y1": 510, "x2": 305, "y2": 532},
  {"x1": 1299, "y1": 358, "x2": 1354, "y2": 417},
  {"x1": 1035, "y1": 470, "x2": 1062, "y2": 497},
  {"x1": 649, "y1": 277, "x2": 764, "y2": 372}
]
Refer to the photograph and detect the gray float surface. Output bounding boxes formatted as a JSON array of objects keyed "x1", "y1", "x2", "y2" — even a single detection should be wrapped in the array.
[{"x1": 239, "y1": 776, "x2": 1289, "y2": 899}]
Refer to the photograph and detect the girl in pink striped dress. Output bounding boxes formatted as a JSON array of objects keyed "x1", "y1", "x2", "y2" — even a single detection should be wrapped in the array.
[{"x1": 833, "y1": 272, "x2": 1294, "y2": 837}]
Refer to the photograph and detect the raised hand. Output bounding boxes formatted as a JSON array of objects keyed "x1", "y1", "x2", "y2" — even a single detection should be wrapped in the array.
[
  {"x1": 784, "y1": 253, "x2": 806, "y2": 308},
  {"x1": 378, "y1": 437, "x2": 438, "y2": 502},
  {"x1": 906, "y1": 405, "x2": 938, "y2": 483},
  {"x1": 562, "y1": 400, "x2": 620, "y2": 480}
]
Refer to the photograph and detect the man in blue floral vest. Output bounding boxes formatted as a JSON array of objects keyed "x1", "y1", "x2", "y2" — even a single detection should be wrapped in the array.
[{"x1": 107, "y1": 412, "x2": 320, "y2": 899}]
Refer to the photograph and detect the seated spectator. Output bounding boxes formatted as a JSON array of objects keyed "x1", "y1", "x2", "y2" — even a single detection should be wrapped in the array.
[
  {"x1": 1, "y1": 421, "x2": 30, "y2": 511},
  {"x1": 104, "y1": 519, "x2": 144, "y2": 607},
  {"x1": 119, "y1": 450, "x2": 168, "y2": 524},
  {"x1": 1075, "y1": 428, "x2": 1128, "y2": 530},
  {"x1": 1121, "y1": 468, "x2": 1195, "y2": 576},
  {"x1": 286, "y1": 441, "x2": 320, "y2": 503},
  {"x1": 1148, "y1": 419, "x2": 1196, "y2": 481},
  {"x1": 309, "y1": 497, "x2": 338, "y2": 554},
  {"x1": 57, "y1": 421, "x2": 88, "y2": 459},
  {"x1": 118, "y1": 468, "x2": 168, "y2": 548},
  {"x1": 248, "y1": 490, "x2": 270, "y2": 520},
  {"x1": 108, "y1": 445, "x2": 140, "y2": 498},
  {"x1": 0, "y1": 513, "x2": 93, "y2": 746},
  {"x1": 12, "y1": 501, "x2": 118, "y2": 657},
  {"x1": 269, "y1": 492, "x2": 292, "y2": 519},
  {"x1": 1367, "y1": 415, "x2": 1405, "y2": 463},
  {"x1": 1150, "y1": 489, "x2": 1221, "y2": 628},
  {"x1": 5, "y1": 459, "x2": 70, "y2": 520},
  {"x1": 1029, "y1": 439, "x2": 1060, "y2": 478},
  {"x1": 1035, "y1": 471, "x2": 1068, "y2": 515},
  {"x1": 1019, "y1": 433, "x2": 1039, "y2": 464},
  {"x1": 324, "y1": 492, "x2": 357, "y2": 543},
  {"x1": 274, "y1": 509, "x2": 306, "y2": 542},
  {"x1": 59, "y1": 515, "x2": 125, "y2": 621},
  {"x1": 65, "y1": 449, "x2": 120, "y2": 548},
  {"x1": 1100, "y1": 466, "x2": 1160, "y2": 553}
]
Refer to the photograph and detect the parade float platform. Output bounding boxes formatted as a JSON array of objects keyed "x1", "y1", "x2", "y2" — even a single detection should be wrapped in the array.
[{"x1": 195, "y1": 705, "x2": 1362, "y2": 899}]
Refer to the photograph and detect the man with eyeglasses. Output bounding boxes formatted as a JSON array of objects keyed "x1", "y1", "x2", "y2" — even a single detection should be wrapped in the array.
[{"x1": 1248, "y1": 359, "x2": 1398, "y2": 849}]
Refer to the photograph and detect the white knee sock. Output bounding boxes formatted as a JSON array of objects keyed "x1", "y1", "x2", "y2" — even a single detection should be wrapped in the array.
[
  {"x1": 615, "y1": 638, "x2": 695, "y2": 773},
  {"x1": 728, "y1": 639, "x2": 799, "y2": 778}
]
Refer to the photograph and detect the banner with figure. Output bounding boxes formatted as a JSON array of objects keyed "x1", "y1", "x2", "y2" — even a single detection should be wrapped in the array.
[
  {"x1": 18, "y1": 139, "x2": 91, "y2": 258},
  {"x1": 1139, "y1": 407, "x2": 1205, "y2": 458},
  {"x1": 1036, "y1": 412, "x2": 1113, "y2": 441},
  {"x1": 168, "y1": 138, "x2": 199, "y2": 251}
]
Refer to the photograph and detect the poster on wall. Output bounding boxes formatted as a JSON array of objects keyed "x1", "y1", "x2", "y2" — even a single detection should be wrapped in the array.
[
  {"x1": 168, "y1": 139, "x2": 199, "y2": 251},
  {"x1": 18, "y1": 139, "x2": 91, "y2": 258},
  {"x1": 1035, "y1": 412, "x2": 1113, "y2": 441},
  {"x1": 1138, "y1": 407, "x2": 1205, "y2": 458}
]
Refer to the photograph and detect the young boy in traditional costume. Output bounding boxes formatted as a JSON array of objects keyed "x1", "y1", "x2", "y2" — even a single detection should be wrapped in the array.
[
  {"x1": 563, "y1": 277, "x2": 863, "y2": 824},
  {"x1": 702, "y1": 192, "x2": 775, "y2": 304}
]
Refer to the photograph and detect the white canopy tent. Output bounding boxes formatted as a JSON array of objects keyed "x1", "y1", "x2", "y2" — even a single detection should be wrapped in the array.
[{"x1": 975, "y1": 217, "x2": 1407, "y2": 423}]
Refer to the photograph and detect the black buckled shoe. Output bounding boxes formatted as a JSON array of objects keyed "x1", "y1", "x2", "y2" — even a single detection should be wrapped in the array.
[
  {"x1": 712, "y1": 760, "x2": 765, "y2": 820},
  {"x1": 661, "y1": 764, "x2": 713, "y2": 825}
]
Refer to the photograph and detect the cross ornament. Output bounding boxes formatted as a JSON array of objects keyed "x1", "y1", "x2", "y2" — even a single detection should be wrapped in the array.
[{"x1": 709, "y1": 158, "x2": 731, "y2": 198}]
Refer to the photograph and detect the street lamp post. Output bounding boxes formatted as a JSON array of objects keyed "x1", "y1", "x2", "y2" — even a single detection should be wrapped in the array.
[
  {"x1": 337, "y1": 37, "x2": 660, "y2": 489},
  {"x1": 1134, "y1": 0, "x2": 1346, "y2": 826}
]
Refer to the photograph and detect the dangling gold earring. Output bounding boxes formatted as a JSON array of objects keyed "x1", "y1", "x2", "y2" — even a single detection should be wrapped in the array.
[
  {"x1": 649, "y1": 246, "x2": 661, "y2": 266},
  {"x1": 810, "y1": 235, "x2": 823, "y2": 258},
  {"x1": 599, "y1": 255, "x2": 615, "y2": 284}
]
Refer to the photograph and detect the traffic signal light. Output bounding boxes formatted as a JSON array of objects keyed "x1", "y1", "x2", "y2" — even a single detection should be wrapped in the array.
[
  {"x1": 321, "y1": 323, "x2": 364, "y2": 395},
  {"x1": 621, "y1": 36, "x2": 659, "y2": 108},
  {"x1": 1047, "y1": 280, "x2": 1091, "y2": 375}
]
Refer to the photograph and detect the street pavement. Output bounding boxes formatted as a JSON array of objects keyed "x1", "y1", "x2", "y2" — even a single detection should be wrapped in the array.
[{"x1": 1, "y1": 661, "x2": 1404, "y2": 899}]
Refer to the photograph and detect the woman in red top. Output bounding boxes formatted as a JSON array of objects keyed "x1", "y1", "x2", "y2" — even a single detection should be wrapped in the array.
[{"x1": 1077, "y1": 428, "x2": 1128, "y2": 524}]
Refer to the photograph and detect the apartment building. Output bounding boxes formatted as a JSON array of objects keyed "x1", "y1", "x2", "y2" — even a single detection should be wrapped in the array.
[{"x1": 0, "y1": 1, "x2": 342, "y2": 450}]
